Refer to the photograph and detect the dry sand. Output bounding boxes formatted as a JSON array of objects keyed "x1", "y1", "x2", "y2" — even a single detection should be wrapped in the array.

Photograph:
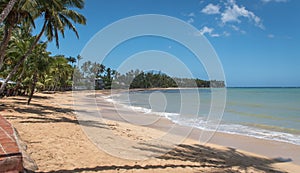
[{"x1": 0, "y1": 91, "x2": 299, "y2": 173}]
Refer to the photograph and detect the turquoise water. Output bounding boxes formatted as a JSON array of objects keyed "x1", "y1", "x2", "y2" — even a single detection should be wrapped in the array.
[{"x1": 107, "y1": 88, "x2": 300, "y2": 145}]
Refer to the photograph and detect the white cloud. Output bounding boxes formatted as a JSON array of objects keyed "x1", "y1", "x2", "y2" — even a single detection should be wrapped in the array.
[
  {"x1": 230, "y1": 25, "x2": 246, "y2": 34},
  {"x1": 268, "y1": 34, "x2": 275, "y2": 38},
  {"x1": 199, "y1": 26, "x2": 213, "y2": 35},
  {"x1": 221, "y1": 0, "x2": 264, "y2": 29},
  {"x1": 198, "y1": 0, "x2": 267, "y2": 35},
  {"x1": 182, "y1": 12, "x2": 195, "y2": 17},
  {"x1": 187, "y1": 18, "x2": 194, "y2": 24},
  {"x1": 187, "y1": 12, "x2": 195, "y2": 17},
  {"x1": 231, "y1": 25, "x2": 240, "y2": 31},
  {"x1": 261, "y1": 0, "x2": 288, "y2": 3},
  {"x1": 197, "y1": 26, "x2": 220, "y2": 37},
  {"x1": 240, "y1": 30, "x2": 246, "y2": 34},
  {"x1": 211, "y1": 33, "x2": 221, "y2": 37},
  {"x1": 223, "y1": 31, "x2": 231, "y2": 37},
  {"x1": 183, "y1": 12, "x2": 195, "y2": 24},
  {"x1": 201, "y1": 3, "x2": 220, "y2": 15}
]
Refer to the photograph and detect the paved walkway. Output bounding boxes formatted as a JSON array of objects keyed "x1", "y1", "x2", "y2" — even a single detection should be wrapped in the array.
[{"x1": 0, "y1": 115, "x2": 23, "y2": 172}]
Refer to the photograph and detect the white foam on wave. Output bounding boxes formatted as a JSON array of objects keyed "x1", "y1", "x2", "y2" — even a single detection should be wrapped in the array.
[
  {"x1": 101, "y1": 94, "x2": 180, "y2": 119},
  {"x1": 101, "y1": 94, "x2": 300, "y2": 146},
  {"x1": 127, "y1": 105, "x2": 152, "y2": 114},
  {"x1": 101, "y1": 95, "x2": 118, "y2": 104},
  {"x1": 120, "y1": 103, "x2": 180, "y2": 120},
  {"x1": 174, "y1": 117, "x2": 300, "y2": 145}
]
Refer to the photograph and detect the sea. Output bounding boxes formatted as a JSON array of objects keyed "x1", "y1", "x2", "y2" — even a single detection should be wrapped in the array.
[{"x1": 104, "y1": 88, "x2": 300, "y2": 145}]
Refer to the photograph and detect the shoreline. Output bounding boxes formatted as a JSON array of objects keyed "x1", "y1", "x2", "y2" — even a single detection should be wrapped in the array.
[
  {"x1": 93, "y1": 90, "x2": 300, "y2": 165},
  {"x1": 106, "y1": 88, "x2": 300, "y2": 147},
  {"x1": 1, "y1": 91, "x2": 299, "y2": 172}
]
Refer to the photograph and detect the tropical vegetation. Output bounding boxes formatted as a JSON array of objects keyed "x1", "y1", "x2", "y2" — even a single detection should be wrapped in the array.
[
  {"x1": 0, "y1": 0, "x2": 86, "y2": 104},
  {"x1": 77, "y1": 60, "x2": 225, "y2": 90}
]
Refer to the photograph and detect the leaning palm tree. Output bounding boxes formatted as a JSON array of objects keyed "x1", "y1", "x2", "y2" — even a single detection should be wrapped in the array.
[
  {"x1": 0, "y1": 0, "x2": 86, "y2": 95},
  {"x1": 3, "y1": 27, "x2": 34, "y2": 95},
  {"x1": 26, "y1": 42, "x2": 50, "y2": 104},
  {"x1": 37, "y1": 0, "x2": 86, "y2": 48},
  {"x1": 0, "y1": 0, "x2": 36, "y2": 70},
  {"x1": 0, "y1": 0, "x2": 18, "y2": 23}
]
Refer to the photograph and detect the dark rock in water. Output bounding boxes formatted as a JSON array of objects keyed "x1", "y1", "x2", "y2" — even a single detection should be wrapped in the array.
[{"x1": 273, "y1": 157, "x2": 292, "y2": 162}]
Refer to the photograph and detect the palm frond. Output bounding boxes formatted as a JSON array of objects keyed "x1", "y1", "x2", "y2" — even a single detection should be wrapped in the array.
[{"x1": 64, "y1": 0, "x2": 84, "y2": 9}]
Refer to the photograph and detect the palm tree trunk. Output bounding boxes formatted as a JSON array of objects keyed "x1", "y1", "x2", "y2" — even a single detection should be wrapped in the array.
[
  {"x1": 0, "y1": 25, "x2": 13, "y2": 70},
  {"x1": 13, "y1": 62, "x2": 25, "y2": 95},
  {"x1": 27, "y1": 72, "x2": 37, "y2": 105},
  {"x1": 0, "y1": 20, "x2": 47, "y2": 95},
  {"x1": 0, "y1": 0, "x2": 18, "y2": 23}
]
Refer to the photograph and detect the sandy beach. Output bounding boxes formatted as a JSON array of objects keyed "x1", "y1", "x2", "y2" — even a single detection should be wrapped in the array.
[{"x1": 1, "y1": 91, "x2": 299, "y2": 173}]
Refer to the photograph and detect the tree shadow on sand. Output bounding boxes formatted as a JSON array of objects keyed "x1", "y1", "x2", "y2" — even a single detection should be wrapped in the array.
[
  {"x1": 29, "y1": 164, "x2": 206, "y2": 173},
  {"x1": 4, "y1": 115, "x2": 111, "y2": 129},
  {"x1": 28, "y1": 143, "x2": 289, "y2": 173},
  {"x1": 136, "y1": 143, "x2": 289, "y2": 173},
  {"x1": 4, "y1": 95, "x2": 50, "y2": 101},
  {"x1": 0, "y1": 98, "x2": 110, "y2": 129}
]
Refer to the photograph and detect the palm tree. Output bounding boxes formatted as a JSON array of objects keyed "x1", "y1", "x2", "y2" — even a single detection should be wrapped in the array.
[
  {"x1": 0, "y1": 0, "x2": 18, "y2": 23},
  {"x1": 81, "y1": 60, "x2": 91, "y2": 77},
  {"x1": 3, "y1": 27, "x2": 34, "y2": 95},
  {"x1": 26, "y1": 42, "x2": 50, "y2": 104},
  {"x1": 76, "y1": 54, "x2": 82, "y2": 67},
  {"x1": 66, "y1": 56, "x2": 76, "y2": 67},
  {"x1": 0, "y1": 0, "x2": 35, "y2": 70},
  {"x1": 36, "y1": 0, "x2": 86, "y2": 48},
  {"x1": 49, "y1": 55, "x2": 73, "y2": 91},
  {"x1": 0, "y1": 0, "x2": 86, "y2": 95}
]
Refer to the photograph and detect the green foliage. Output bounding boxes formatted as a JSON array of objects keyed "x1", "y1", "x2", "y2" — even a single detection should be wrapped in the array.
[
  {"x1": 0, "y1": 0, "x2": 86, "y2": 98},
  {"x1": 76, "y1": 61, "x2": 225, "y2": 90},
  {"x1": 127, "y1": 72, "x2": 178, "y2": 89},
  {"x1": 114, "y1": 71, "x2": 224, "y2": 89},
  {"x1": 0, "y1": 25, "x2": 76, "y2": 94},
  {"x1": 36, "y1": 0, "x2": 87, "y2": 48}
]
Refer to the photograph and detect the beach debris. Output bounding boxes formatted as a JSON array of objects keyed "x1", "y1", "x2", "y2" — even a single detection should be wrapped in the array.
[{"x1": 273, "y1": 157, "x2": 292, "y2": 162}]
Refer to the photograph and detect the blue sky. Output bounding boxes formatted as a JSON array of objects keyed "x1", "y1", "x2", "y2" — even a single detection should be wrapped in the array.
[{"x1": 44, "y1": 0, "x2": 300, "y2": 87}]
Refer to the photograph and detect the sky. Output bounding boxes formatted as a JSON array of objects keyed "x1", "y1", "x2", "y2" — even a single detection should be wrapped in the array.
[{"x1": 43, "y1": 0, "x2": 300, "y2": 87}]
